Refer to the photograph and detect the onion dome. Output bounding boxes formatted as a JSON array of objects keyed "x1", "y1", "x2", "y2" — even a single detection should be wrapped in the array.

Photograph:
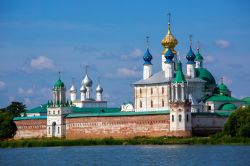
[
  {"x1": 83, "y1": 74, "x2": 93, "y2": 87},
  {"x1": 70, "y1": 85, "x2": 76, "y2": 92},
  {"x1": 164, "y1": 48, "x2": 174, "y2": 63},
  {"x1": 195, "y1": 68, "x2": 216, "y2": 86},
  {"x1": 96, "y1": 84, "x2": 103, "y2": 93},
  {"x1": 173, "y1": 61, "x2": 186, "y2": 83},
  {"x1": 80, "y1": 85, "x2": 87, "y2": 93},
  {"x1": 54, "y1": 79, "x2": 65, "y2": 88},
  {"x1": 186, "y1": 47, "x2": 196, "y2": 64},
  {"x1": 161, "y1": 14, "x2": 178, "y2": 54},
  {"x1": 143, "y1": 48, "x2": 153, "y2": 65},
  {"x1": 195, "y1": 48, "x2": 203, "y2": 62},
  {"x1": 219, "y1": 103, "x2": 237, "y2": 111}
]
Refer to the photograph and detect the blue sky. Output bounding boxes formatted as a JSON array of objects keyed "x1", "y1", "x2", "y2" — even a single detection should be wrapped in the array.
[{"x1": 0, "y1": 0, "x2": 250, "y2": 108}]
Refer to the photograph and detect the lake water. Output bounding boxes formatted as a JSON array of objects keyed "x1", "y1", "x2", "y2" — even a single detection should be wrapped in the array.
[{"x1": 0, "y1": 145, "x2": 250, "y2": 166}]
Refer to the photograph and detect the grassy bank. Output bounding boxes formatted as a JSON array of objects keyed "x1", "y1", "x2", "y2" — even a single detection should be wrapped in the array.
[{"x1": 1, "y1": 135, "x2": 250, "y2": 148}]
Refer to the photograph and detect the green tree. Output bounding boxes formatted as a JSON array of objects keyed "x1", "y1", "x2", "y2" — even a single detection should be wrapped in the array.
[
  {"x1": 0, "y1": 101, "x2": 26, "y2": 139},
  {"x1": 224, "y1": 106, "x2": 250, "y2": 137},
  {"x1": 0, "y1": 111, "x2": 17, "y2": 139},
  {"x1": 6, "y1": 101, "x2": 27, "y2": 117}
]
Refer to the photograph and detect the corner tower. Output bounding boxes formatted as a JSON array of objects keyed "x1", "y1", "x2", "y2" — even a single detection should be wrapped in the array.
[{"x1": 170, "y1": 62, "x2": 192, "y2": 136}]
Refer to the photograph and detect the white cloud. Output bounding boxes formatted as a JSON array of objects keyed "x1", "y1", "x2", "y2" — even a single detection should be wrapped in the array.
[
  {"x1": 204, "y1": 55, "x2": 215, "y2": 63},
  {"x1": 24, "y1": 98, "x2": 32, "y2": 106},
  {"x1": 117, "y1": 68, "x2": 139, "y2": 77},
  {"x1": 215, "y1": 40, "x2": 230, "y2": 48},
  {"x1": 0, "y1": 80, "x2": 6, "y2": 90},
  {"x1": 30, "y1": 56, "x2": 55, "y2": 70},
  {"x1": 120, "y1": 48, "x2": 143, "y2": 60},
  {"x1": 18, "y1": 87, "x2": 34, "y2": 96}
]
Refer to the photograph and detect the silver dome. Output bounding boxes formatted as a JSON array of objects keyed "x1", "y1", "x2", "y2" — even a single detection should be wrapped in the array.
[
  {"x1": 96, "y1": 84, "x2": 103, "y2": 93},
  {"x1": 83, "y1": 74, "x2": 93, "y2": 87},
  {"x1": 80, "y1": 85, "x2": 87, "y2": 93},
  {"x1": 70, "y1": 85, "x2": 76, "y2": 92}
]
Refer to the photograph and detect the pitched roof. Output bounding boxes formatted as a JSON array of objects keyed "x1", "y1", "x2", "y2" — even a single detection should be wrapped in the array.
[
  {"x1": 134, "y1": 71, "x2": 170, "y2": 85},
  {"x1": 206, "y1": 94, "x2": 241, "y2": 102}
]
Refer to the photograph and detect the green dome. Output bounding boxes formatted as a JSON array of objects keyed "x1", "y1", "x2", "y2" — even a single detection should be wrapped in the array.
[
  {"x1": 219, "y1": 103, "x2": 237, "y2": 111},
  {"x1": 195, "y1": 52, "x2": 203, "y2": 61},
  {"x1": 195, "y1": 68, "x2": 216, "y2": 86},
  {"x1": 54, "y1": 79, "x2": 65, "y2": 88},
  {"x1": 218, "y1": 83, "x2": 229, "y2": 94}
]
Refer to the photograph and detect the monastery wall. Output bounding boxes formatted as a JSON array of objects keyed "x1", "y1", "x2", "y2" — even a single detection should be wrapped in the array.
[
  {"x1": 191, "y1": 114, "x2": 227, "y2": 136},
  {"x1": 66, "y1": 114, "x2": 172, "y2": 139},
  {"x1": 14, "y1": 119, "x2": 47, "y2": 139}
]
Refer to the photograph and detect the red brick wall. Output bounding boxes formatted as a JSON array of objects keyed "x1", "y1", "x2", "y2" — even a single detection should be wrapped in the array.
[
  {"x1": 66, "y1": 114, "x2": 170, "y2": 139},
  {"x1": 14, "y1": 119, "x2": 47, "y2": 139}
]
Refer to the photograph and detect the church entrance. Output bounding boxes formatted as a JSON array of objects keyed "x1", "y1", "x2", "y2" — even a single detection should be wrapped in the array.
[{"x1": 52, "y1": 122, "x2": 56, "y2": 137}]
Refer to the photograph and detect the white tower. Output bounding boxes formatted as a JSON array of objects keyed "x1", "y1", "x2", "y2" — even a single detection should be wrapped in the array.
[
  {"x1": 195, "y1": 47, "x2": 203, "y2": 68},
  {"x1": 164, "y1": 48, "x2": 174, "y2": 79},
  {"x1": 47, "y1": 72, "x2": 71, "y2": 138},
  {"x1": 82, "y1": 65, "x2": 93, "y2": 99},
  {"x1": 170, "y1": 62, "x2": 192, "y2": 136},
  {"x1": 143, "y1": 36, "x2": 153, "y2": 80},
  {"x1": 186, "y1": 35, "x2": 196, "y2": 78},
  {"x1": 70, "y1": 79, "x2": 77, "y2": 102},
  {"x1": 80, "y1": 85, "x2": 87, "y2": 101},
  {"x1": 96, "y1": 83, "x2": 103, "y2": 101}
]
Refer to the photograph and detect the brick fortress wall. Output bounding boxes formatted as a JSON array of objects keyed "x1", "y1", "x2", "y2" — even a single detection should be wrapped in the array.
[
  {"x1": 14, "y1": 119, "x2": 47, "y2": 139},
  {"x1": 66, "y1": 114, "x2": 170, "y2": 139}
]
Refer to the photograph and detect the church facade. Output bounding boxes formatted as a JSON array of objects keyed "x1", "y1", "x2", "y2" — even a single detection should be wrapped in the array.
[{"x1": 14, "y1": 17, "x2": 250, "y2": 139}]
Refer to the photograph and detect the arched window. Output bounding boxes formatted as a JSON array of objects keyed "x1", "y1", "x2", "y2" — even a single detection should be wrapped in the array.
[
  {"x1": 186, "y1": 114, "x2": 189, "y2": 122},
  {"x1": 139, "y1": 88, "x2": 142, "y2": 96},
  {"x1": 48, "y1": 127, "x2": 50, "y2": 134},
  {"x1": 162, "y1": 87, "x2": 164, "y2": 94},
  {"x1": 58, "y1": 127, "x2": 60, "y2": 134},
  {"x1": 179, "y1": 115, "x2": 182, "y2": 122},
  {"x1": 151, "y1": 100, "x2": 153, "y2": 107},
  {"x1": 151, "y1": 88, "x2": 153, "y2": 95},
  {"x1": 172, "y1": 115, "x2": 174, "y2": 122},
  {"x1": 53, "y1": 111, "x2": 55, "y2": 115},
  {"x1": 162, "y1": 99, "x2": 164, "y2": 107},
  {"x1": 49, "y1": 111, "x2": 51, "y2": 115},
  {"x1": 140, "y1": 101, "x2": 142, "y2": 108}
]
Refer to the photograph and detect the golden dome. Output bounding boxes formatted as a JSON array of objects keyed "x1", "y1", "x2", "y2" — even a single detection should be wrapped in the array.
[{"x1": 161, "y1": 18, "x2": 178, "y2": 54}]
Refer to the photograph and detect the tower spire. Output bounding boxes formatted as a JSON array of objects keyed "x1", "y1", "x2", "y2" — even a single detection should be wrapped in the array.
[
  {"x1": 221, "y1": 77, "x2": 224, "y2": 84},
  {"x1": 146, "y1": 36, "x2": 150, "y2": 48},
  {"x1": 189, "y1": 35, "x2": 193, "y2": 47},
  {"x1": 85, "y1": 65, "x2": 88, "y2": 75},
  {"x1": 58, "y1": 71, "x2": 61, "y2": 80},
  {"x1": 168, "y1": 13, "x2": 171, "y2": 29}
]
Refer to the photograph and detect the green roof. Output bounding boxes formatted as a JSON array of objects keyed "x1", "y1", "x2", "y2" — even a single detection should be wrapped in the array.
[
  {"x1": 219, "y1": 103, "x2": 237, "y2": 111},
  {"x1": 71, "y1": 107, "x2": 121, "y2": 114},
  {"x1": 14, "y1": 116, "x2": 47, "y2": 121},
  {"x1": 195, "y1": 68, "x2": 216, "y2": 86},
  {"x1": 27, "y1": 104, "x2": 48, "y2": 113},
  {"x1": 54, "y1": 79, "x2": 65, "y2": 88},
  {"x1": 195, "y1": 51, "x2": 203, "y2": 61},
  {"x1": 206, "y1": 94, "x2": 241, "y2": 102},
  {"x1": 242, "y1": 97, "x2": 250, "y2": 105},
  {"x1": 173, "y1": 62, "x2": 186, "y2": 83},
  {"x1": 218, "y1": 83, "x2": 230, "y2": 94},
  {"x1": 66, "y1": 110, "x2": 170, "y2": 118}
]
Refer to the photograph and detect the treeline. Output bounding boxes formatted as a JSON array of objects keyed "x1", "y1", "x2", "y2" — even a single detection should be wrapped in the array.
[{"x1": 0, "y1": 102, "x2": 26, "y2": 140}]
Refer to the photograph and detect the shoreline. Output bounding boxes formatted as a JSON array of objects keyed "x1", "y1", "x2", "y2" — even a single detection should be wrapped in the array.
[{"x1": 1, "y1": 136, "x2": 250, "y2": 148}]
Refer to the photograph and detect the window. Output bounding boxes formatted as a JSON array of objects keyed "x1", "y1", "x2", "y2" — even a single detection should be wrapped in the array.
[
  {"x1": 49, "y1": 111, "x2": 51, "y2": 115},
  {"x1": 53, "y1": 111, "x2": 55, "y2": 115},
  {"x1": 179, "y1": 115, "x2": 182, "y2": 122},
  {"x1": 58, "y1": 127, "x2": 60, "y2": 134},
  {"x1": 151, "y1": 88, "x2": 153, "y2": 95},
  {"x1": 48, "y1": 127, "x2": 50, "y2": 134},
  {"x1": 187, "y1": 114, "x2": 189, "y2": 122},
  {"x1": 162, "y1": 87, "x2": 164, "y2": 94},
  {"x1": 172, "y1": 115, "x2": 174, "y2": 122},
  {"x1": 139, "y1": 88, "x2": 142, "y2": 96},
  {"x1": 151, "y1": 100, "x2": 153, "y2": 107},
  {"x1": 208, "y1": 106, "x2": 211, "y2": 110},
  {"x1": 140, "y1": 101, "x2": 142, "y2": 108},
  {"x1": 162, "y1": 100, "x2": 164, "y2": 107}
]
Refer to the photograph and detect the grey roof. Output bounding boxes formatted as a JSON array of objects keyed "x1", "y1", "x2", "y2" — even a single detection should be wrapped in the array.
[
  {"x1": 134, "y1": 71, "x2": 171, "y2": 85},
  {"x1": 187, "y1": 77, "x2": 207, "y2": 83}
]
